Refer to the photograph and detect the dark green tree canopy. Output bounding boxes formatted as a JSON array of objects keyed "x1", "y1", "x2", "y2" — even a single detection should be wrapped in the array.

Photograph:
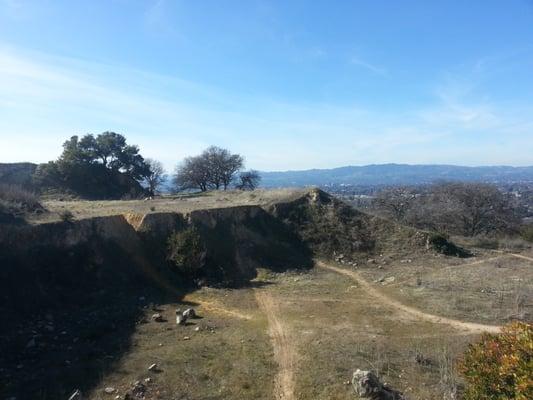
[
  {"x1": 58, "y1": 132, "x2": 149, "y2": 179},
  {"x1": 35, "y1": 132, "x2": 149, "y2": 199}
]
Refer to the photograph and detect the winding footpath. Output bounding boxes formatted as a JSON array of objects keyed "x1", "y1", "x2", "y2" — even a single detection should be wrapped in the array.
[{"x1": 317, "y1": 260, "x2": 501, "y2": 334}]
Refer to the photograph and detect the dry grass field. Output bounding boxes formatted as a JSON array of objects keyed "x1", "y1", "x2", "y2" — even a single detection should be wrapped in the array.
[
  {"x1": 33, "y1": 189, "x2": 308, "y2": 224},
  {"x1": 83, "y1": 250, "x2": 532, "y2": 400}
]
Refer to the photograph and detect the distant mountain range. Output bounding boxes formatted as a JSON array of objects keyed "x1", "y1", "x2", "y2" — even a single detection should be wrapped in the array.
[
  {"x1": 3, "y1": 162, "x2": 533, "y2": 191},
  {"x1": 259, "y1": 164, "x2": 533, "y2": 188}
]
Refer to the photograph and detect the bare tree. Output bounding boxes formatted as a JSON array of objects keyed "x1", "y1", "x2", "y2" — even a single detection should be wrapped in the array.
[
  {"x1": 173, "y1": 146, "x2": 244, "y2": 192},
  {"x1": 202, "y1": 146, "x2": 244, "y2": 190},
  {"x1": 432, "y1": 182, "x2": 518, "y2": 236},
  {"x1": 143, "y1": 158, "x2": 166, "y2": 195},
  {"x1": 373, "y1": 187, "x2": 417, "y2": 222},
  {"x1": 236, "y1": 170, "x2": 261, "y2": 190},
  {"x1": 372, "y1": 182, "x2": 518, "y2": 237},
  {"x1": 173, "y1": 156, "x2": 211, "y2": 192}
]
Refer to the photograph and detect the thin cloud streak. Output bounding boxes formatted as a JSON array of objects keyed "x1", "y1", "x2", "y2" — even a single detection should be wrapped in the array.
[{"x1": 349, "y1": 56, "x2": 388, "y2": 76}]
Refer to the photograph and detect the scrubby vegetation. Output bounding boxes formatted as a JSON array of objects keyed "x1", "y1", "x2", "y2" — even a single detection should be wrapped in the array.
[
  {"x1": 520, "y1": 224, "x2": 533, "y2": 243},
  {"x1": 459, "y1": 322, "x2": 532, "y2": 400},
  {"x1": 272, "y1": 190, "x2": 375, "y2": 256},
  {"x1": 371, "y1": 182, "x2": 520, "y2": 238},
  {"x1": 167, "y1": 227, "x2": 206, "y2": 275},
  {"x1": 428, "y1": 233, "x2": 471, "y2": 257},
  {"x1": 0, "y1": 184, "x2": 44, "y2": 221},
  {"x1": 59, "y1": 209, "x2": 75, "y2": 223}
]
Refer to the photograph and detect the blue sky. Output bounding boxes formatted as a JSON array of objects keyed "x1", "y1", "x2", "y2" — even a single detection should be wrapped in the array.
[{"x1": 1, "y1": 0, "x2": 532, "y2": 171}]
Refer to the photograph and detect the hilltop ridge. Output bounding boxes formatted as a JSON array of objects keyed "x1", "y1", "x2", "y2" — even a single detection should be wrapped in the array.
[{"x1": 260, "y1": 163, "x2": 533, "y2": 187}]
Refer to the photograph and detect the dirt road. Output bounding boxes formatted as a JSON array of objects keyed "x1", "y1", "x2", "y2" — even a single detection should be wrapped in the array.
[
  {"x1": 255, "y1": 291, "x2": 297, "y2": 400},
  {"x1": 317, "y1": 261, "x2": 501, "y2": 334}
]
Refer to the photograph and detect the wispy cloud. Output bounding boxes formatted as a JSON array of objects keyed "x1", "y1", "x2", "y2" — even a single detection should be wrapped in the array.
[
  {"x1": 349, "y1": 56, "x2": 388, "y2": 76},
  {"x1": 0, "y1": 0, "x2": 26, "y2": 19},
  {"x1": 144, "y1": 0, "x2": 183, "y2": 38}
]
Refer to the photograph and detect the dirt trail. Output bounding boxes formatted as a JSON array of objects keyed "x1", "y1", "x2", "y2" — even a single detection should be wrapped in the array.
[
  {"x1": 185, "y1": 298, "x2": 253, "y2": 320},
  {"x1": 510, "y1": 253, "x2": 533, "y2": 263},
  {"x1": 317, "y1": 261, "x2": 501, "y2": 334},
  {"x1": 255, "y1": 291, "x2": 296, "y2": 400}
]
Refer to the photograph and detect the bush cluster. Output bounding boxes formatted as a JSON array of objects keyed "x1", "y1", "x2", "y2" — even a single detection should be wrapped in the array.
[
  {"x1": 167, "y1": 227, "x2": 206, "y2": 275},
  {"x1": 0, "y1": 184, "x2": 43, "y2": 215},
  {"x1": 428, "y1": 233, "x2": 471, "y2": 258},
  {"x1": 459, "y1": 322, "x2": 532, "y2": 400},
  {"x1": 520, "y1": 224, "x2": 533, "y2": 243}
]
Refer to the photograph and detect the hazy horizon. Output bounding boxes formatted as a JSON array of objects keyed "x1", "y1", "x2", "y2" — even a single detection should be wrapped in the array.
[{"x1": 1, "y1": 1, "x2": 533, "y2": 171}]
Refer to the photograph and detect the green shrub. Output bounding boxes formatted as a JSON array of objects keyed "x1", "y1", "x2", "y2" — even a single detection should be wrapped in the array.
[
  {"x1": 429, "y1": 233, "x2": 471, "y2": 258},
  {"x1": 459, "y1": 322, "x2": 532, "y2": 400},
  {"x1": 59, "y1": 210, "x2": 75, "y2": 223},
  {"x1": 520, "y1": 224, "x2": 533, "y2": 243},
  {"x1": 167, "y1": 227, "x2": 206, "y2": 275}
]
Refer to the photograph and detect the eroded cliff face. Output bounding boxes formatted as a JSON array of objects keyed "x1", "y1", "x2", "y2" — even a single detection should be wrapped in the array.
[{"x1": 0, "y1": 203, "x2": 313, "y2": 320}]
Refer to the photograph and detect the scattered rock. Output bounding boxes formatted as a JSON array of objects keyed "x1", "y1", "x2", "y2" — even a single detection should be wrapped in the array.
[
  {"x1": 104, "y1": 387, "x2": 116, "y2": 394},
  {"x1": 68, "y1": 390, "x2": 82, "y2": 400},
  {"x1": 131, "y1": 381, "x2": 146, "y2": 398},
  {"x1": 194, "y1": 326, "x2": 200, "y2": 332},
  {"x1": 334, "y1": 253, "x2": 345, "y2": 262},
  {"x1": 352, "y1": 369, "x2": 406, "y2": 399},
  {"x1": 368, "y1": 259, "x2": 376, "y2": 264},
  {"x1": 176, "y1": 314, "x2": 187, "y2": 325},
  {"x1": 183, "y1": 336, "x2": 190, "y2": 340},
  {"x1": 144, "y1": 377, "x2": 152, "y2": 384},
  {"x1": 148, "y1": 363, "x2": 158, "y2": 372},
  {"x1": 25, "y1": 338, "x2": 36, "y2": 348},
  {"x1": 382, "y1": 276, "x2": 396, "y2": 285},
  {"x1": 182, "y1": 308, "x2": 196, "y2": 319},
  {"x1": 151, "y1": 313, "x2": 164, "y2": 322}
]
